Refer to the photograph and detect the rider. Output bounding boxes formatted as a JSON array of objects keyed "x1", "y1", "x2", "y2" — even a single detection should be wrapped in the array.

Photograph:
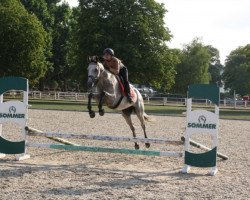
[{"x1": 103, "y1": 48, "x2": 133, "y2": 103}]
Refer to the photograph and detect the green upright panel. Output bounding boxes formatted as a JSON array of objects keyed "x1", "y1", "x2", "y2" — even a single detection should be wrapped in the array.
[
  {"x1": 0, "y1": 76, "x2": 27, "y2": 155},
  {"x1": 184, "y1": 147, "x2": 217, "y2": 167},
  {"x1": 182, "y1": 84, "x2": 220, "y2": 175},
  {"x1": 0, "y1": 77, "x2": 28, "y2": 95},
  {"x1": 189, "y1": 84, "x2": 220, "y2": 106},
  {"x1": 0, "y1": 137, "x2": 25, "y2": 154}
]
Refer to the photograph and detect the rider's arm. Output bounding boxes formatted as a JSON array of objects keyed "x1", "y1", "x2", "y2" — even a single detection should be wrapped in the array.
[{"x1": 109, "y1": 57, "x2": 120, "y2": 75}]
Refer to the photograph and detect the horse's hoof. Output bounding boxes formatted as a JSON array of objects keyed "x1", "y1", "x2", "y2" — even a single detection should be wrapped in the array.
[
  {"x1": 145, "y1": 143, "x2": 150, "y2": 148},
  {"x1": 99, "y1": 109, "x2": 105, "y2": 116},
  {"x1": 135, "y1": 143, "x2": 139, "y2": 150},
  {"x1": 89, "y1": 111, "x2": 95, "y2": 118}
]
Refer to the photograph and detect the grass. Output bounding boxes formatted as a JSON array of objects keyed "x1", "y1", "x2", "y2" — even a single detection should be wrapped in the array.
[{"x1": 28, "y1": 99, "x2": 250, "y2": 120}]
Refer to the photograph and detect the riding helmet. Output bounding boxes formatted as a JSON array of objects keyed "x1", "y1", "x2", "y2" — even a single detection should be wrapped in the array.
[{"x1": 103, "y1": 48, "x2": 114, "y2": 56}]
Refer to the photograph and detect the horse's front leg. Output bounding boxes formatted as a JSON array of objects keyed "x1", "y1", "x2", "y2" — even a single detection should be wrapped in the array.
[
  {"x1": 87, "y1": 93, "x2": 95, "y2": 118},
  {"x1": 98, "y1": 92, "x2": 105, "y2": 116}
]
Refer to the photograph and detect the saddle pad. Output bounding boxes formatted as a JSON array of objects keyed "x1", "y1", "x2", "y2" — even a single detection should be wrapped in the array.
[{"x1": 116, "y1": 76, "x2": 136, "y2": 100}]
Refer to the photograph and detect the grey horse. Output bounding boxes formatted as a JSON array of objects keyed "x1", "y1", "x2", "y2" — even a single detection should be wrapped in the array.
[{"x1": 87, "y1": 56, "x2": 153, "y2": 149}]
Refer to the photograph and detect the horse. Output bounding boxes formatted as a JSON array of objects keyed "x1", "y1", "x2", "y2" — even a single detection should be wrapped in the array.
[{"x1": 87, "y1": 56, "x2": 153, "y2": 149}]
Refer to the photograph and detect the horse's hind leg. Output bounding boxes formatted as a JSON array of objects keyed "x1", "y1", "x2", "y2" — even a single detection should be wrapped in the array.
[
  {"x1": 122, "y1": 107, "x2": 139, "y2": 149},
  {"x1": 134, "y1": 105, "x2": 150, "y2": 148}
]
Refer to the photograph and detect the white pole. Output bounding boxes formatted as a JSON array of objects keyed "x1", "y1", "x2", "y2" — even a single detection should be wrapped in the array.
[
  {"x1": 0, "y1": 94, "x2": 2, "y2": 136},
  {"x1": 234, "y1": 90, "x2": 236, "y2": 109},
  {"x1": 0, "y1": 94, "x2": 5, "y2": 158}
]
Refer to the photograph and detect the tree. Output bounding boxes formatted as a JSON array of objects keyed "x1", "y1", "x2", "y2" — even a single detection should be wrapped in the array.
[
  {"x1": 206, "y1": 45, "x2": 223, "y2": 87},
  {"x1": 0, "y1": 0, "x2": 47, "y2": 84},
  {"x1": 66, "y1": 6, "x2": 82, "y2": 91},
  {"x1": 45, "y1": 0, "x2": 61, "y2": 6},
  {"x1": 173, "y1": 39, "x2": 211, "y2": 94},
  {"x1": 49, "y1": 2, "x2": 73, "y2": 91},
  {"x1": 76, "y1": 0, "x2": 179, "y2": 91},
  {"x1": 223, "y1": 44, "x2": 250, "y2": 96},
  {"x1": 20, "y1": 0, "x2": 54, "y2": 30},
  {"x1": 20, "y1": 0, "x2": 54, "y2": 89},
  {"x1": 21, "y1": 0, "x2": 77, "y2": 91}
]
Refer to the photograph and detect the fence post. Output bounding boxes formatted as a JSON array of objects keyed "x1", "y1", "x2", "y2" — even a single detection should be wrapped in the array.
[
  {"x1": 234, "y1": 90, "x2": 236, "y2": 109},
  {"x1": 245, "y1": 100, "x2": 247, "y2": 108},
  {"x1": 163, "y1": 97, "x2": 167, "y2": 105},
  {"x1": 224, "y1": 99, "x2": 226, "y2": 107}
]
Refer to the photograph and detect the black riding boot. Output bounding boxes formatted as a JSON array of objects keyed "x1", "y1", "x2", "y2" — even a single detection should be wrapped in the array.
[
  {"x1": 124, "y1": 81, "x2": 133, "y2": 103},
  {"x1": 119, "y1": 67, "x2": 133, "y2": 103}
]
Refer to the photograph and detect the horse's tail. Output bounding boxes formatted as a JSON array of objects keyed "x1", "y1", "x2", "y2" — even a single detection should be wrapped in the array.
[{"x1": 143, "y1": 112, "x2": 155, "y2": 122}]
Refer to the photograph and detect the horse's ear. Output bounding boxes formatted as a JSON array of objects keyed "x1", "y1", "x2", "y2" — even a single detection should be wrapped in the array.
[
  {"x1": 87, "y1": 56, "x2": 91, "y2": 63},
  {"x1": 94, "y1": 56, "x2": 99, "y2": 62}
]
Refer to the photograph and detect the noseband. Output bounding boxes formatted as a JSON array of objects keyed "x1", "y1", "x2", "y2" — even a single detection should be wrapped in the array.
[{"x1": 88, "y1": 75, "x2": 98, "y2": 83}]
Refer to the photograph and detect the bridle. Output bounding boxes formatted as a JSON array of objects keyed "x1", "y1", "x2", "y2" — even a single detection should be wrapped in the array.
[
  {"x1": 88, "y1": 74, "x2": 98, "y2": 86},
  {"x1": 87, "y1": 62, "x2": 102, "y2": 90}
]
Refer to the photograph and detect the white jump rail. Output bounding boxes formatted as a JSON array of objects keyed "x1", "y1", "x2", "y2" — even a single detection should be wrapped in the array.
[{"x1": 26, "y1": 127, "x2": 184, "y2": 146}]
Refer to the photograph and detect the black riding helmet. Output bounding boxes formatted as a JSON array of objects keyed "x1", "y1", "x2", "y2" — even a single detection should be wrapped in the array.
[{"x1": 103, "y1": 48, "x2": 114, "y2": 56}]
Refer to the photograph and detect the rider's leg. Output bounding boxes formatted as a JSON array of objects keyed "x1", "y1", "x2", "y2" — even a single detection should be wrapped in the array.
[{"x1": 119, "y1": 67, "x2": 133, "y2": 102}]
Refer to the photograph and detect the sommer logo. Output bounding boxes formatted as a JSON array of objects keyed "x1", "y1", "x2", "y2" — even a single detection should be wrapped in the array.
[
  {"x1": 198, "y1": 115, "x2": 206, "y2": 124},
  {"x1": 188, "y1": 115, "x2": 216, "y2": 129},
  {"x1": 9, "y1": 106, "x2": 16, "y2": 114},
  {"x1": 0, "y1": 106, "x2": 25, "y2": 119}
]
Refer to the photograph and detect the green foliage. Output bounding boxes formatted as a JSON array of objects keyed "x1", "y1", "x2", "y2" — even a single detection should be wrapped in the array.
[
  {"x1": 76, "y1": 0, "x2": 179, "y2": 91},
  {"x1": 0, "y1": 0, "x2": 47, "y2": 84},
  {"x1": 45, "y1": 0, "x2": 61, "y2": 6},
  {"x1": 173, "y1": 39, "x2": 211, "y2": 94},
  {"x1": 66, "y1": 7, "x2": 81, "y2": 90},
  {"x1": 206, "y1": 45, "x2": 223, "y2": 87},
  {"x1": 20, "y1": 0, "x2": 54, "y2": 89},
  {"x1": 223, "y1": 44, "x2": 250, "y2": 96},
  {"x1": 21, "y1": 0, "x2": 76, "y2": 91},
  {"x1": 20, "y1": 0, "x2": 54, "y2": 30},
  {"x1": 49, "y1": 2, "x2": 73, "y2": 91}
]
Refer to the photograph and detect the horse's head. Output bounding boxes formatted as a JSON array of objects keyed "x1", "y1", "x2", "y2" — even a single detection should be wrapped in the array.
[{"x1": 87, "y1": 56, "x2": 104, "y2": 91}]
